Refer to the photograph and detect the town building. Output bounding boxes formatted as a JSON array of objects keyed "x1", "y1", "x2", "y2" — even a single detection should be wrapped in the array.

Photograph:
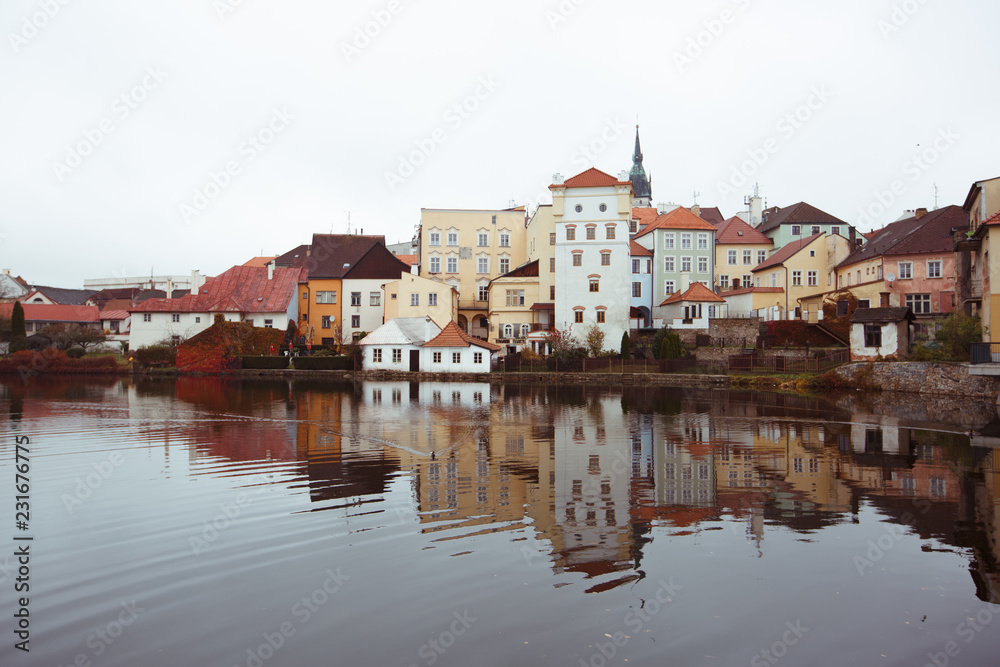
[
  {"x1": 359, "y1": 317, "x2": 440, "y2": 372},
  {"x1": 629, "y1": 240, "x2": 654, "y2": 328},
  {"x1": 713, "y1": 216, "x2": 773, "y2": 292},
  {"x1": 750, "y1": 233, "x2": 850, "y2": 321},
  {"x1": 756, "y1": 201, "x2": 858, "y2": 254},
  {"x1": 956, "y1": 176, "x2": 1000, "y2": 339},
  {"x1": 382, "y1": 271, "x2": 458, "y2": 329},
  {"x1": 487, "y1": 260, "x2": 543, "y2": 354},
  {"x1": 628, "y1": 126, "x2": 652, "y2": 208},
  {"x1": 659, "y1": 282, "x2": 727, "y2": 329},
  {"x1": 849, "y1": 307, "x2": 914, "y2": 361}
]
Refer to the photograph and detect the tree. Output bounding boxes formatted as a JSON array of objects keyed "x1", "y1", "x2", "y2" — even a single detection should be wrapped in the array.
[
  {"x1": 285, "y1": 319, "x2": 298, "y2": 347},
  {"x1": 9, "y1": 302, "x2": 27, "y2": 353},
  {"x1": 40, "y1": 324, "x2": 107, "y2": 352},
  {"x1": 544, "y1": 326, "x2": 577, "y2": 354},
  {"x1": 935, "y1": 313, "x2": 983, "y2": 360},
  {"x1": 583, "y1": 325, "x2": 605, "y2": 357},
  {"x1": 660, "y1": 331, "x2": 682, "y2": 359},
  {"x1": 620, "y1": 332, "x2": 631, "y2": 359}
]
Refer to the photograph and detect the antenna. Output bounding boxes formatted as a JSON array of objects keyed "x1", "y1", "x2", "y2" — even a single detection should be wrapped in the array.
[
  {"x1": 933, "y1": 183, "x2": 939, "y2": 210},
  {"x1": 692, "y1": 190, "x2": 700, "y2": 206},
  {"x1": 345, "y1": 211, "x2": 351, "y2": 235}
]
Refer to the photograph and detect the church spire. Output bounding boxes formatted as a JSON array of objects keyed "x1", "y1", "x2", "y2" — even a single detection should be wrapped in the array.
[{"x1": 629, "y1": 125, "x2": 652, "y2": 206}]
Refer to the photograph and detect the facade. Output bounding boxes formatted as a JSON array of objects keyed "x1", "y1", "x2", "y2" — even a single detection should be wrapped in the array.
[
  {"x1": 751, "y1": 233, "x2": 850, "y2": 321},
  {"x1": 632, "y1": 206, "x2": 716, "y2": 320},
  {"x1": 129, "y1": 264, "x2": 301, "y2": 348},
  {"x1": 0, "y1": 303, "x2": 101, "y2": 334},
  {"x1": 956, "y1": 177, "x2": 1000, "y2": 339},
  {"x1": 382, "y1": 272, "x2": 458, "y2": 329},
  {"x1": 714, "y1": 216, "x2": 772, "y2": 292},
  {"x1": 629, "y1": 241, "x2": 653, "y2": 327},
  {"x1": 849, "y1": 307, "x2": 914, "y2": 361},
  {"x1": 659, "y1": 282, "x2": 726, "y2": 329},
  {"x1": 524, "y1": 204, "x2": 557, "y2": 324},
  {"x1": 417, "y1": 207, "x2": 528, "y2": 335},
  {"x1": 0, "y1": 270, "x2": 28, "y2": 300},
  {"x1": 99, "y1": 309, "x2": 130, "y2": 348},
  {"x1": 487, "y1": 260, "x2": 543, "y2": 353},
  {"x1": 757, "y1": 201, "x2": 857, "y2": 254},
  {"x1": 421, "y1": 321, "x2": 501, "y2": 372},
  {"x1": 359, "y1": 317, "x2": 441, "y2": 371},
  {"x1": 721, "y1": 286, "x2": 786, "y2": 319},
  {"x1": 551, "y1": 168, "x2": 633, "y2": 348}
]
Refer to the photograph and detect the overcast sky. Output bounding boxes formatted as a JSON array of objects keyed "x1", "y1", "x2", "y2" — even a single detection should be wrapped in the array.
[{"x1": 3, "y1": 0, "x2": 997, "y2": 287}]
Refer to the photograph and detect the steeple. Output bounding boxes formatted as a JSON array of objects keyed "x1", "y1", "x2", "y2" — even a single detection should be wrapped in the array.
[{"x1": 629, "y1": 125, "x2": 652, "y2": 207}]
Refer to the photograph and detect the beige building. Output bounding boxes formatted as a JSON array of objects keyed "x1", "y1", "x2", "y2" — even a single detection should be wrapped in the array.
[
  {"x1": 487, "y1": 260, "x2": 544, "y2": 353},
  {"x1": 957, "y1": 177, "x2": 1000, "y2": 340},
  {"x1": 714, "y1": 216, "x2": 772, "y2": 292},
  {"x1": 382, "y1": 271, "x2": 458, "y2": 328},
  {"x1": 417, "y1": 208, "x2": 528, "y2": 335},
  {"x1": 751, "y1": 233, "x2": 849, "y2": 321}
]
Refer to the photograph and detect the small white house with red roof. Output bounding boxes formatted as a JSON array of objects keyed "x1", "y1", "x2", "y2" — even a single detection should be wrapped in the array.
[
  {"x1": 659, "y1": 282, "x2": 726, "y2": 329},
  {"x1": 129, "y1": 263, "x2": 302, "y2": 348},
  {"x1": 360, "y1": 318, "x2": 500, "y2": 372}
]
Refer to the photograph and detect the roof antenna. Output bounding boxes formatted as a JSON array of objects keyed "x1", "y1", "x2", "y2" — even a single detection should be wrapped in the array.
[
  {"x1": 692, "y1": 190, "x2": 700, "y2": 206},
  {"x1": 933, "y1": 183, "x2": 939, "y2": 210}
]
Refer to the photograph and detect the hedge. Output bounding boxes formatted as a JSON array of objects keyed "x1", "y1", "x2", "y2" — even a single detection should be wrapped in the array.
[
  {"x1": 292, "y1": 356, "x2": 355, "y2": 370},
  {"x1": 240, "y1": 356, "x2": 289, "y2": 370}
]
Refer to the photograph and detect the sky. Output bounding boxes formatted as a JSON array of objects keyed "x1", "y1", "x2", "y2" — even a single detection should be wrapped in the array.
[{"x1": 2, "y1": 0, "x2": 998, "y2": 288}]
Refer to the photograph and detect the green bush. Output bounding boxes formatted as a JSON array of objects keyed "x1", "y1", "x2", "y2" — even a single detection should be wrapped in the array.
[
  {"x1": 659, "y1": 331, "x2": 682, "y2": 359},
  {"x1": 620, "y1": 332, "x2": 631, "y2": 359},
  {"x1": 133, "y1": 345, "x2": 177, "y2": 367},
  {"x1": 240, "y1": 356, "x2": 289, "y2": 369},
  {"x1": 66, "y1": 347, "x2": 86, "y2": 359},
  {"x1": 293, "y1": 355, "x2": 354, "y2": 370}
]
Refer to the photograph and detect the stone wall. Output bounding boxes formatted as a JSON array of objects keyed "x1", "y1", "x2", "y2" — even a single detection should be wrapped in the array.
[
  {"x1": 827, "y1": 362, "x2": 1000, "y2": 398},
  {"x1": 709, "y1": 318, "x2": 760, "y2": 344}
]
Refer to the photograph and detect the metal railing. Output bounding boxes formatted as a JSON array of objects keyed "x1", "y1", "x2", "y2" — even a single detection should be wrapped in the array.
[
  {"x1": 970, "y1": 342, "x2": 1000, "y2": 364},
  {"x1": 728, "y1": 349, "x2": 849, "y2": 374}
]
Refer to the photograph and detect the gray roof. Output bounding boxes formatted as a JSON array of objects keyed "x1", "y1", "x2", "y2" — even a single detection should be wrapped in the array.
[
  {"x1": 850, "y1": 307, "x2": 913, "y2": 324},
  {"x1": 28, "y1": 285, "x2": 96, "y2": 305},
  {"x1": 358, "y1": 317, "x2": 441, "y2": 346}
]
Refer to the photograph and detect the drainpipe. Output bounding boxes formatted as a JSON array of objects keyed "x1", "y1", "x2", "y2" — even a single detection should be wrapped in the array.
[{"x1": 783, "y1": 266, "x2": 790, "y2": 319}]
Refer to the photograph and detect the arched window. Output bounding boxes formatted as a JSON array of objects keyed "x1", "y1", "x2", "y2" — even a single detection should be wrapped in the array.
[
  {"x1": 503, "y1": 324, "x2": 513, "y2": 338},
  {"x1": 520, "y1": 324, "x2": 530, "y2": 338}
]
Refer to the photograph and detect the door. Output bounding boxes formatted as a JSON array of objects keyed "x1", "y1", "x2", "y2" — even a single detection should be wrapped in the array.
[{"x1": 409, "y1": 349, "x2": 420, "y2": 372}]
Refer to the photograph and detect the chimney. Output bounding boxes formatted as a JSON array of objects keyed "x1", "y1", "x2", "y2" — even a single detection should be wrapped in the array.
[
  {"x1": 552, "y1": 173, "x2": 564, "y2": 185},
  {"x1": 849, "y1": 227, "x2": 857, "y2": 248},
  {"x1": 749, "y1": 194, "x2": 763, "y2": 226},
  {"x1": 2, "y1": 269, "x2": 9, "y2": 275},
  {"x1": 915, "y1": 208, "x2": 928, "y2": 219},
  {"x1": 166, "y1": 279, "x2": 173, "y2": 300},
  {"x1": 680, "y1": 271, "x2": 691, "y2": 294},
  {"x1": 617, "y1": 170, "x2": 629, "y2": 182},
  {"x1": 190, "y1": 270, "x2": 202, "y2": 296},
  {"x1": 267, "y1": 260, "x2": 275, "y2": 280},
  {"x1": 691, "y1": 204, "x2": 701, "y2": 216}
]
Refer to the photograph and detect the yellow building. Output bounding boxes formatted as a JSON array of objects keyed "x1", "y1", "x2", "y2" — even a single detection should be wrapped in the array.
[
  {"x1": 713, "y1": 216, "x2": 773, "y2": 292},
  {"x1": 418, "y1": 208, "x2": 528, "y2": 335},
  {"x1": 382, "y1": 271, "x2": 458, "y2": 328},
  {"x1": 751, "y1": 232, "x2": 849, "y2": 321},
  {"x1": 487, "y1": 260, "x2": 543, "y2": 353},
  {"x1": 957, "y1": 177, "x2": 1000, "y2": 340}
]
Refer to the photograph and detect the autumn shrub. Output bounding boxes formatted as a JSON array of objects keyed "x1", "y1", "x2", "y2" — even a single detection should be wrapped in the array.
[{"x1": 176, "y1": 316, "x2": 284, "y2": 372}]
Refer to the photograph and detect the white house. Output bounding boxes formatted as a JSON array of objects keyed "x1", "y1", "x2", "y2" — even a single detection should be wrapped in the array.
[
  {"x1": 129, "y1": 263, "x2": 302, "y2": 348},
  {"x1": 359, "y1": 317, "x2": 441, "y2": 371},
  {"x1": 849, "y1": 307, "x2": 913, "y2": 361},
  {"x1": 659, "y1": 282, "x2": 727, "y2": 330},
  {"x1": 551, "y1": 168, "x2": 633, "y2": 349},
  {"x1": 421, "y1": 321, "x2": 501, "y2": 372}
]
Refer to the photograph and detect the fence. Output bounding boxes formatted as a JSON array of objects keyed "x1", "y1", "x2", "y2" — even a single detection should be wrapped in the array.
[
  {"x1": 970, "y1": 342, "x2": 1000, "y2": 364},
  {"x1": 495, "y1": 354, "x2": 698, "y2": 374},
  {"x1": 727, "y1": 349, "x2": 850, "y2": 374}
]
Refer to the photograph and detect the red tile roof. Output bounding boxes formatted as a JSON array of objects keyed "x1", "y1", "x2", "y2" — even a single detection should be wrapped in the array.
[
  {"x1": 714, "y1": 216, "x2": 773, "y2": 245},
  {"x1": 0, "y1": 303, "x2": 100, "y2": 322},
  {"x1": 99, "y1": 310, "x2": 130, "y2": 321},
  {"x1": 634, "y1": 207, "x2": 716, "y2": 239},
  {"x1": 629, "y1": 240, "x2": 653, "y2": 257},
  {"x1": 242, "y1": 256, "x2": 278, "y2": 268},
  {"x1": 495, "y1": 260, "x2": 539, "y2": 279},
  {"x1": 632, "y1": 207, "x2": 660, "y2": 230},
  {"x1": 838, "y1": 205, "x2": 968, "y2": 269},
  {"x1": 721, "y1": 286, "x2": 784, "y2": 297},
  {"x1": 131, "y1": 265, "x2": 303, "y2": 313},
  {"x1": 552, "y1": 168, "x2": 632, "y2": 189},
  {"x1": 423, "y1": 321, "x2": 501, "y2": 351},
  {"x1": 981, "y1": 210, "x2": 1000, "y2": 228},
  {"x1": 660, "y1": 282, "x2": 725, "y2": 306},
  {"x1": 395, "y1": 254, "x2": 418, "y2": 266},
  {"x1": 752, "y1": 233, "x2": 823, "y2": 272}
]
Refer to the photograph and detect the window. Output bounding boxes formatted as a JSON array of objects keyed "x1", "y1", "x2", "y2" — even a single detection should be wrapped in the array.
[
  {"x1": 506, "y1": 289, "x2": 525, "y2": 306},
  {"x1": 566, "y1": 227, "x2": 576, "y2": 241},
  {"x1": 601, "y1": 252, "x2": 611, "y2": 266},
  {"x1": 681, "y1": 233, "x2": 692, "y2": 249},
  {"x1": 664, "y1": 233, "x2": 675, "y2": 250},
  {"x1": 350, "y1": 292, "x2": 361, "y2": 306},
  {"x1": 497, "y1": 257, "x2": 508, "y2": 274},
  {"x1": 630, "y1": 219, "x2": 638, "y2": 233},
  {"x1": 478, "y1": 285, "x2": 489, "y2": 301},
  {"x1": 665, "y1": 280, "x2": 675, "y2": 294},
  {"x1": 586, "y1": 226, "x2": 596, "y2": 240},
  {"x1": 322, "y1": 316, "x2": 331, "y2": 329},
  {"x1": 373, "y1": 349, "x2": 382, "y2": 363},
  {"x1": 811, "y1": 226, "x2": 820, "y2": 235},
  {"x1": 351, "y1": 315, "x2": 360, "y2": 327},
  {"x1": 476, "y1": 257, "x2": 488, "y2": 274},
  {"x1": 857, "y1": 299, "x2": 870, "y2": 308},
  {"x1": 791, "y1": 225, "x2": 801, "y2": 235},
  {"x1": 429, "y1": 256, "x2": 441, "y2": 273},
  {"x1": 606, "y1": 226, "x2": 616, "y2": 240},
  {"x1": 575, "y1": 204, "x2": 583, "y2": 213},
  {"x1": 172, "y1": 314, "x2": 180, "y2": 322},
  {"x1": 429, "y1": 232, "x2": 441, "y2": 246},
  {"x1": 743, "y1": 275, "x2": 752, "y2": 288},
  {"x1": 428, "y1": 293, "x2": 438, "y2": 306},
  {"x1": 572, "y1": 253, "x2": 582, "y2": 267},
  {"x1": 927, "y1": 260, "x2": 942, "y2": 278},
  {"x1": 743, "y1": 250, "x2": 752, "y2": 265},
  {"x1": 549, "y1": 233, "x2": 556, "y2": 245},
  {"x1": 316, "y1": 290, "x2": 337, "y2": 304},
  {"x1": 720, "y1": 275, "x2": 730, "y2": 289},
  {"x1": 550, "y1": 257, "x2": 555, "y2": 272},
  {"x1": 905, "y1": 293, "x2": 931, "y2": 314},
  {"x1": 143, "y1": 313, "x2": 151, "y2": 322},
  {"x1": 632, "y1": 282, "x2": 641, "y2": 297},
  {"x1": 664, "y1": 257, "x2": 674, "y2": 272},
  {"x1": 792, "y1": 270, "x2": 802, "y2": 286},
  {"x1": 596, "y1": 311, "x2": 605, "y2": 323},
  {"x1": 810, "y1": 250, "x2": 816, "y2": 257},
  {"x1": 698, "y1": 257, "x2": 708, "y2": 273},
  {"x1": 728, "y1": 250, "x2": 737, "y2": 265},
  {"x1": 898, "y1": 262, "x2": 912, "y2": 279},
  {"x1": 370, "y1": 292, "x2": 381, "y2": 306},
  {"x1": 447, "y1": 231, "x2": 458, "y2": 246},
  {"x1": 447, "y1": 257, "x2": 458, "y2": 273},
  {"x1": 195, "y1": 317, "x2": 201, "y2": 323},
  {"x1": 599, "y1": 203, "x2": 608, "y2": 212},
  {"x1": 499, "y1": 233, "x2": 510, "y2": 247},
  {"x1": 589, "y1": 279, "x2": 599, "y2": 292},
  {"x1": 831, "y1": 226, "x2": 840, "y2": 236},
  {"x1": 411, "y1": 294, "x2": 419, "y2": 306},
  {"x1": 757, "y1": 250, "x2": 766, "y2": 264},
  {"x1": 574, "y1": 311, "x2": 583, "y2": 323},
  {"x1": 864, "y1": 323, "x2": 882, "y2": 348},
  {"x1": 478, "y1": 232, "x2": 488, "y2": 247},
  {"x1": 474, "y1": 352, "x2": 483, "y2": 364},
  {"x1": 264, "y1": 319, "x2": 273, "y2": 328},
  {"x1": 549, "y1": 285, "x2": 555, "y2": 300},
  {"x1": 681, "y1": 257, "x2": 691, "y2": 272},
  {"x1": 837, "y1": 300, "x2": 849, "y2": 317},
  {"x1": 808, "y1": 270, "x2": 817, "y2": 286},
  {"x1": 633, "y1": 259, "x2": 641, "y2": 273},
  {"x1": 520, "y1": 324, "x2": 530, "y2": 338},
  {"x1": 503, "y1": 324, "x2": 513, "y2": 337},
  {"x1": 433, "y1": 351, "x2": 442, "y2": 363},
  {"x1": 392, "y1": 349, "x2": 401, "y2": 363},
  {"x1": 698, "y1": 234, "x2": 708, "y2": 250}
]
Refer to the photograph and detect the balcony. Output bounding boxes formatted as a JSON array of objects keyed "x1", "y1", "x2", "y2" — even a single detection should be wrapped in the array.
[
  {"x1": 969, "y1": 279, "x2": 983, "y2": 299},
  {"x1": 529, "y1": 323, "x2": 553, "y2": 332},
  {"x1": 458, "y1": 300, "x2": 488, "y2": 311}
]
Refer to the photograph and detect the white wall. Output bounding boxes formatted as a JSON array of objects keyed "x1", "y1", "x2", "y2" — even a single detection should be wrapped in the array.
[
  {"x1": 850, "y1": 322, "x2": 900, "y2": 359},
  {"x1": 421, "y1": 346, "x2": 494, "y2": 372},
  {"x1": 362, "y1": 343, "x2": 421, "y2": 370},
  {"x1": 129, "y1": 310, "x2": 290, "y2": 349},
  {"x1": 342, "y1": 278, "x2": 385, "y2": 343}
]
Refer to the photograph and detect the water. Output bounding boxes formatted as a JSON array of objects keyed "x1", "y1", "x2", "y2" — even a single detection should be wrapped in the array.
[{"x1": 1, "y1": 377, "x2": 999, "y2": 666}]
